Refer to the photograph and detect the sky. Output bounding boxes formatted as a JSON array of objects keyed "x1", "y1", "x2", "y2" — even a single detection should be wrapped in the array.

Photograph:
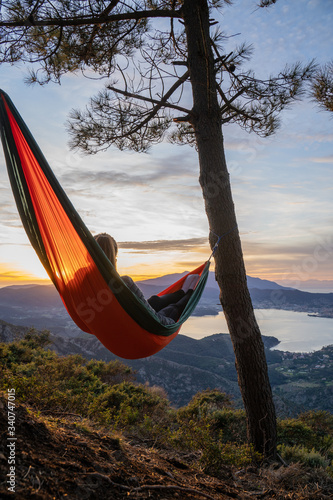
[{"x1": 0, "y1": 0, "x2": 332, "y2": 291}]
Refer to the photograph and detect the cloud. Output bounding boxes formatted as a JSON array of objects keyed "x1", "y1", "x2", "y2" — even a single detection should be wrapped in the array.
[
  {"x1": 242, "y1": 236, "x2": 333, "y2": 281},
  {"x1": 0, "y1": 262, "x2": 49, "y2": 286},
  {"x1": 0, "y1": 241, "x2": 31, "y2": 247},
  {"x1": 57, "y1": 146, "x2": 199, "y2": 198},
  {"x1": 0, "y1": 270, "x2": 30, "y2": 280},
  {"x1": 119, "y1": 237, "x2": 208, "y2": 253},
  {"x1": 290, "y1": 133, "x2": 333, "y2": 144},
  {"x1": 244, "y1": 235, "x2": 333, "y2": 256},
  {"x1": 308, "y1": 156, "x2": 333, "y2": 164},
  {"x1": 172, "y1": 260, "x2": 206, "y2": 270},
  {"x1": 61, "y1": 169, "x2": 155, "y2": 189}
]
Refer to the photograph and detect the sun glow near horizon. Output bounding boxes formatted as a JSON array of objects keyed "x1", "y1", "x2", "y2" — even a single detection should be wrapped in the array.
[
  {"x1": 0, "y1": 263, "x2": 50, "y2": 287},
  {"x1": 2, "y1": 245, "x2": 333, "y2": 291},
  {"x1": 1, "y1": 226, "x2": 332, "y2": 289},
  {"x1": 0, "y1": 246, "x2": 210, "y2": 287}
]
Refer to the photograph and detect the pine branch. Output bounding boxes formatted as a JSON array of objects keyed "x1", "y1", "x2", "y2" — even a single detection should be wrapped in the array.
[
  {"x1": 107, "y1": 73, "x2": 191, "y2": 116},
  {"x1": 216, "y1": 83, "x2": 259, "y2": 123},
  {"x1": 109, "y1": 70, "x2": 190, "y2": 138},
  {"x1": 83, "y1": 0, "x2": 121, "y2": 61},
  {"x1": 0, "y1": 9, "x2": 183, "y2": 28}
]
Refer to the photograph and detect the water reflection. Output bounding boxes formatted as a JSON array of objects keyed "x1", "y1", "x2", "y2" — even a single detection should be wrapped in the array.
[{"x1": 181, "y1": 309, "x2": 333, "y2": 353}]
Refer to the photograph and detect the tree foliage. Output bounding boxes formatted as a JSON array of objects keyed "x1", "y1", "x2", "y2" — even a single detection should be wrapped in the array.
[
  {"x1": 311, "y1": 61, "x2": 333, "y2": 114},
  {"x1": 0, "y1": 0, "x2": 315, "y2": 153}
]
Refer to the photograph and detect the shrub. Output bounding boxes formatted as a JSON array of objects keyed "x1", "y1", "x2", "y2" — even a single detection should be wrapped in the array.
[
  {"x1": 277, "y1": 419, "x2": 315, "y2": 448},
  {"x1": 212, "y1": 408, "x2": 247, "y2": 443},
  {"x1": 177, "y1": 389, "x2": 233, "y2": 421},
  {"x1": 172, "y1": 416, "x2": 261, "y2": 475},
  {"x1": 0, "y1": 333, "x2": 140, "y2": 417},
  {"x1": 278, "y1": 412, "x2": 333, "y2": 462},
  {"x1": 85, "y1": 359, "x2": 135, "y2": 385},
  {"x1": 174, "y1": 390, "x2": 260, "y2": 473},
  {"x1": 299, "y1": 410, "x2": 333, "y2": 454},
  {"x1": 278, "y1": 444, "x2": 330, "y2": 468},
  {"x1": 89, "y1": 381, "x2": 170, "y2": 429}
]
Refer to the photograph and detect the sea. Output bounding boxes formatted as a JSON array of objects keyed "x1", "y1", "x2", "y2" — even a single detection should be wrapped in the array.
[{"x1": 181, "y1": 309, "x2": 333, "y2": 353}]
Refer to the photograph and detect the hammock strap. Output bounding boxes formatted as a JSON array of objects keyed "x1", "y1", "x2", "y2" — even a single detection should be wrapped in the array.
[{"x1": 209, "y1": 225, "x2": 238, "y2": 260}]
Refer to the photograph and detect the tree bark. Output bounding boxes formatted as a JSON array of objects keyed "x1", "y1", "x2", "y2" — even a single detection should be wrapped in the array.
[{"x1": 182, "y1": 0, "x2": 277, "y2": 458}]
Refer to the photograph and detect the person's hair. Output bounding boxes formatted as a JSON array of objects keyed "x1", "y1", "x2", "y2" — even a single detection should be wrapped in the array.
[{"x1": 94, "y1": 233, "x2": 118, "y2": 267}]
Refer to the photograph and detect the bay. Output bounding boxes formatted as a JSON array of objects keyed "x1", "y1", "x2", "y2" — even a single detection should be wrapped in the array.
[{"x1": 181, "y1": 309, "x2": 333, "y2": 353}]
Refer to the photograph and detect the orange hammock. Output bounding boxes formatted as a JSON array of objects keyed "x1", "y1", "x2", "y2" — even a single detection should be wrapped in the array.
[{"x1": 0, "y1": 90, "x2": 210, "y2": 359}]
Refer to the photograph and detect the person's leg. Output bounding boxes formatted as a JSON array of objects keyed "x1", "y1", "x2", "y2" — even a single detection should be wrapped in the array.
[
  {"x1": 157, "y1": 290, "x2": 193, "y2": 321},
  {"x1": 156, "y1": 304, "x2": 179, "y2": 321},
  {"x1": 148, "y1": 289, "x2": 185, "y2": 312},
  {"x1": 148, "y1": 274, "x2": 199, "y2": 312}
]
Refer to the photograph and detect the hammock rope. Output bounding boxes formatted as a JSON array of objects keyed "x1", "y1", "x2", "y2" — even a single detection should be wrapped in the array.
[
  {"x1": 0, "y1": 90, "x2": 210, "y2": 359},
  {"x1": 209, "y1": 226, "x2": 238, "y2": 260}
]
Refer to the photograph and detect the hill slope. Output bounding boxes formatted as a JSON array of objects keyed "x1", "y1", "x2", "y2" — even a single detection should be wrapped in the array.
[
  {"x1": 0, "y1": 392, "x2": 243, "y2": 499},
  {"x1": 2, "y1": 392, "x2": 332, "y2": 500},
  {"x1": 1, "y1": 319, "x2": 332, "y2": 414},
  {"x1": 1, "y1": 337, "x2": 332, "y2": 500}
]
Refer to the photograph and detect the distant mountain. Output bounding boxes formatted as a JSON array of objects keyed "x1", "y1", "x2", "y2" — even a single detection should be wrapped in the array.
[
  {"x1": 0, "y1": 272, "x2": 291, "y2": 310},
  {"x1": 136, "y1": 272, "x2": 293, "y2": 310},
  {"x1": 0, "y1": 284, "x2": 62, "y2": 308},
  {"x1": 0, "y1": 274, "x2": 331, "y2": 335},
  {"x1": 275, "y1": 279, "x2": 333, "y2": 293},
  {"x1": 247, "y1": 276, "x2": 292, "y2": 291},
  {"x1": 0, "y1": 284, "x2": 77, "y2": 337},
  {"x1": 136, "y1": 271, "x2": 291, "y2": 296}
]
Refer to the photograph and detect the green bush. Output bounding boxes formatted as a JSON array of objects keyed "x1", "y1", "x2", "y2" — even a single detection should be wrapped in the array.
[
  {"x1": 299, "y1": 411, "x2": 333, "y2": 454},
  {"x1": 278, "y1": 444, "x2": 330, "y2": 468},
  {"x1": 177, "y1": 389, "x2": 233, "y2": 421},
  {"x1": 277, "y1": 412, "x2": 333, "y2": 463},
  {"x1": 90, "y1": 381, "x2": 170, "y2": 429},
  {"x1": 212, "y1": 408, "x2": 247, "y2": 443},
  {"x1": 172, "y1": 416, "x2": 261, "y2": 474},
  {"x1": 277, "y1": 419, "x2": 315, "y2": 448},
  {"x1": 85, "y1": 359, "x2": 135, "y2": 385},
  {"x1": 0, "y1": 331, "x2": 137, "y2": 416},
  {"x1": 174, "y1": 390, "x2": 260, "y2": 472}
]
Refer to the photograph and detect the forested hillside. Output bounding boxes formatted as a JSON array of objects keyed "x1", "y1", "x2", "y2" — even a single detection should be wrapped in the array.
[
  {"x1": 0, "y1": 332, "x2": 333, "y2": 499},
  {"x1": 1, "y1": 320, "x2": 332, "y2": 415}
]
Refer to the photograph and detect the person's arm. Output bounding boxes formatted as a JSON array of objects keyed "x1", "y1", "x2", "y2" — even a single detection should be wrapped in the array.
[{"x1": 121, "y1": 275, "x2": 147, "y2": 302}]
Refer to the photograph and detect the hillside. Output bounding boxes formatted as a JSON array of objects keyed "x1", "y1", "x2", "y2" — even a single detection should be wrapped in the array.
[
  {"x1": 0, "y1": 391, "x2": 239, "y2": 499},
  {"x1": 1, "y1": 319, "x2": 332, "y2": 415},
  {"x1": 2, "y1": 391, "x2": 332, "y2": 500},
  {"x1": 1, "y1": 333, "x2": 333, "y2": 499}
]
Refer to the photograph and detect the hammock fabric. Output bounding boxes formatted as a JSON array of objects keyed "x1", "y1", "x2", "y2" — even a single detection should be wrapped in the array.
[{"x1": 0, "y1": 90, "x2": 210, "y2": 359}]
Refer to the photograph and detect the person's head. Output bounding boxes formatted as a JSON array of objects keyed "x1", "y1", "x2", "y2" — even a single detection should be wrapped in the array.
[{"x1": 94, "y1": 233, "x2": 118, "y2": 267}]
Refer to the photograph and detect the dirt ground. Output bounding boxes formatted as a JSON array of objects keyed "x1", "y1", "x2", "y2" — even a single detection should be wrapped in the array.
[{"x1": 1, "y1": 394, "x2": 332, "y2": 499}]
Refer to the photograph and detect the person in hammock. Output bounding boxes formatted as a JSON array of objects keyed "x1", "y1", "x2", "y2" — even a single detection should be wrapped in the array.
[{"x1": 94, "y1": 233, "x2": 199, "y2": 325}]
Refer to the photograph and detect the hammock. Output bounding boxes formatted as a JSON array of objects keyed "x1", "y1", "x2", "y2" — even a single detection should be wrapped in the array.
[{"x1": 0, "y1": 90, "x2": 210, "y2": 359}]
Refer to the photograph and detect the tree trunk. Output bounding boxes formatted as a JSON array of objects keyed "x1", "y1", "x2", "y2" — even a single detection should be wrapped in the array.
[{"x1": 182, "y1": 0, "x2": 277, "y2": 458}]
